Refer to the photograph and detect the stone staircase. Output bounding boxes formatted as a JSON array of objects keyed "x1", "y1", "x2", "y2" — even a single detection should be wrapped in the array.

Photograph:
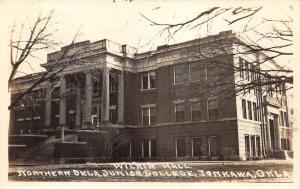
[{"x1": 9, "y1": 133, "x2": 79, "y2": 165}]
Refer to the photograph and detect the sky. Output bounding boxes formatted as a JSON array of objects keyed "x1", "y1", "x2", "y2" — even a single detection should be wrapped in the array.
[{"x1": 0, "y1": 0, "x2": 296, "y2": 76}]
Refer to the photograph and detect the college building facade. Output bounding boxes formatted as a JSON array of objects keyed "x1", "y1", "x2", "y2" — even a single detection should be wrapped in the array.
[{"x1": 9, "y1": 31, "x2": 293, "y2": 162}]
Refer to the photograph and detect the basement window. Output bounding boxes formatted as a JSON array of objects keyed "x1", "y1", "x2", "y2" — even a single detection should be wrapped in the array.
[{"x1": 176, "y1": 138, "x2": 186, "y2": 157}]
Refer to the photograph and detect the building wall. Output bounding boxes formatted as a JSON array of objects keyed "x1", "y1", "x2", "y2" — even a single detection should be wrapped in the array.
[{"x1": 9, "y1": 31, "x2": 293, "y2": 161}]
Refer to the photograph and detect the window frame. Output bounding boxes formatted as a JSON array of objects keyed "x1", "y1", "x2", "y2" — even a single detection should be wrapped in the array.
[
  {"x1": 242, "y1": 99, "x2": 247, "y2": 119},
  {"x1": 191, "y1": 137, "x2": 202, "y2": 157},
  {"x1": 253, "y1": 102, "x2": 258, "y2": 121},
  {"x1": 247, "y1": 100, "x2": 253, "y2": 120},
  {"x1": 189, "y1": 62, "x2": 206, "y2": 81},
  {"x1": 173, "y1": 64, "x2": 185, "y2": 84},
  {"x1": 190, "y1": 100, "x2": 201, "y2": 121},
  {"x1": 175, "y1": 103, "x2": 185, "y2": 122},
  {"x1": 141, "y1": 105, "x2": 156, "y2": 126},
  {"x1": 207, "y1": 98, "x2": 218, "y2": 120},
  {"x1": 141, "y1": 71, "x2": 156, "y2": 90},
  {"x1": 141, "y1": 139, "x2": 156, "y2": 158},
  {"x1": 175, "y1": 138, "x2": 186, "y2": 157}
]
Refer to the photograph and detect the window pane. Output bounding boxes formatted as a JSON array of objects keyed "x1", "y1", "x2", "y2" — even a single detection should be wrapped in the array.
[
  {"x1": 175, "y1": 104, "x2": 185, "y2": 122},
  {"x1": 142, "y1": 140, "x2": 149, "y2": 157},
  {"x1": 253, "y1": 102, "x2": 257, "y2": 121},
  {"x1": 191, "y1": 101, "x2": 201, "y2": 121},
  {"x1": 174, "y1": 64, "x2": 185, "y2": 83},
  {"x1": 239, "y1": 58, "x2": 244, "y2": 78},
  {"x1": 251, "y1": 135, "x2": 256, "y2": 156},
  {"x1": 192, "y1": 138, "x2": 202, "y2": 157},
  {"x1": 150, "y1": 107, "x2": 156, "y2": 125},
  {"x1": 256, "y1": 136, "x2": 261, "y2": 156},
  {"x1": 245, "y1": 61, "x2": 250, "y2": 80},
  {"x1": 208, "y1": 136, "x2": 218, "y2": 157},
  {"x1": 176, "y1": 139, "x2": 186, "y2": 157},
  {"x1": 284, "y1": 112, "x2": 288, "y2": 127},
  {"x1": 208, "y1": 99, "x2": 218, "y2": 120},
  {"x1": 208, "y1": 99, "x2": 218, "y2": 109},
  {"x1": 109, "y1": 75, "x2": 117, "y2": 92},
  {"x1": 109, "y1": 109, "x2": 117, "y2": 124},
  {"x1": 280, "y1": 111, "x2": 284, "y2": 126},
  {"x1": 149, "y1": 71, "x2": 156, "y2": 89},
  {"x1": 190, "y1": 62, "x2": 202, "y2": 81},
  {"x1": 245, "y1": 135, "x2": 250, "y2": 157},
  {"x1": 242, "y1": 99, "x2": 247, "y2": 119},
  {"x1": 142, "y1": 108, "x2": 149, "y2": 126},
  {"x1": 208, "y1": 109, "x2": 218, "y2": 120},
  {"x1": 248, "y1": 101, "x2": 252, "y2": 120},
  {"x1": 142, "y1": 73, "x2": 148, "y2": 90},
  {"x1": 151, "y1": 140, "x2": 156, "y2": 157}
]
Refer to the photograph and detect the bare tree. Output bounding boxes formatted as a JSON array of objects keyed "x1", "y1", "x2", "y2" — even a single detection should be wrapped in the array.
[
  {"x1": 8, "y1": 11, "x2": 82, "y2": 110},
  {"x1": 140, "y1": 7, "x2": 293, "y2": 96}
]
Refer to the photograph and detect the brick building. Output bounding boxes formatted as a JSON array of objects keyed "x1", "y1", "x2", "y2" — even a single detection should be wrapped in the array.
[{"x1": 9, "y1": 31, "x2": 292, "y2": 161}]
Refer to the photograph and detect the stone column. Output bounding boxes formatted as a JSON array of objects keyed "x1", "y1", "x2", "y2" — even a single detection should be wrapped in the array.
[
  {"x1": 101, "y1": 67, "x2": 110, "y2": 124},
  {"x1": 59, "y1": 77, "x2": 67, "y2": 141},
  {"x1": 118, "y1": 71, "x2": 124, "y2": 124},
  {"x1": 45, "y1": 81, "x2": 52, "y2": 128},
  {"x1": 75, "y1": 86, "x2": 81, "y2": 129},
  {"x1": 84, "y1": 71, "x2": 93, "y2": 129}
]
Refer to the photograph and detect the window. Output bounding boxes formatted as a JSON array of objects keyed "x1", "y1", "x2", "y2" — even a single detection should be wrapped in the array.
[
  {"x1": 281, "y1": 138, "x2": 290, "y2": 150},
  {"x1": 150, "y1": 107, "x2": 156, "y2": 125},
  {"x1": 142, "y1": 139, "x2": 156, "y2": 158},
  {"x1": 93, "y1": 82, "x2": 100, "y2": 95},
  {"x1": 36, "y1": 89, "x2": 44, "y2": 100},
  {"x1": 208, "y1": 136, "x2": 218, "y2": 157},
  {"x1": 207, "y1": 99, "x2": 218, "y2": 120},
  {"x1": 253, "y1": 102, "x2": 258, "y2": 121},
  {"x1": 191, "y1": 137, "x2": 203, "y2": 157},
  {"x1": 92, "y1": 106, "x2": 99, "y2": 126},
  {"x1": 190, "y1": 62, "x2": 205, "y2": 81},
  {"x1": 245, "y1": 135, "x2": 250, "y2": 158},
  {"x1": 284, "y1": 112, "x2": 288, "y2": 127},
  {"x1": 176, "y1": 138, "x2": 186, "y2": 157},
  {"x1": 250, "y1": 64, "x2": 255, "y2": 82},
  {"x1": 109, "y1": 107, "x2": 118, "y2": 124},
  {"x1": 142, "y1": 106, "x2": 156, "y2": 126},
  {"x1": 174, "y1": 64, "x2": 185, "y2": 84},
  {"x1": 245, "y1": 61, "x2": 250, "y2": 81},
  {"x1": 191, "y1": 101, "x2": 201, "y2": 121},
  {"x1": 175, "y1": 103, "x2": 185, "y2": 122},
  {"x1": 52, "y1": 87, "x2": 60, "y2": 99},
  {"x1": 280, "y1": 111, "x2": 284, "y2": 126},
  {"x1": 247, "y1": 101, "x2": 252, "y2": 120},
  {"x1": 251, "y1": 135, "x2": 256, "y2": 156},
  {"x1": 242, "y1": 99, "x2": 247, "y2": 119},
  {"x1": 92, "y1": 115, "x2": 98, "y2": 126},
  {"x1": 239, "y1": 58, "x2": 244, "y2": 78},
  {"x1": 141, "y1": 71, "x2": 156, "y2": 90},
  {"x1": 110, "y1": 75, "x2": 118, "y2": 92},
  {"x1": 256, "y1": 136, "x2": 261, "y2": 156}
]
